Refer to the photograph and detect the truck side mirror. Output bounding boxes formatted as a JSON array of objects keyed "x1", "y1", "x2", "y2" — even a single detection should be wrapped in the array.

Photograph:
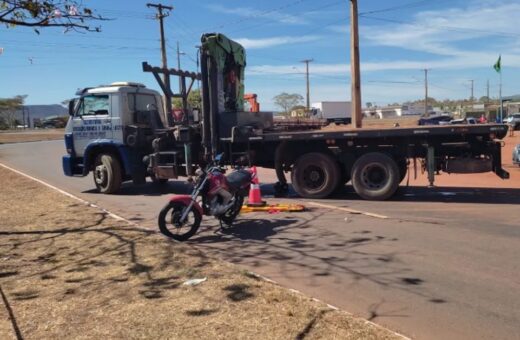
[{"x1": 68, "y1": 99, "x2": 76, "y2": 116}]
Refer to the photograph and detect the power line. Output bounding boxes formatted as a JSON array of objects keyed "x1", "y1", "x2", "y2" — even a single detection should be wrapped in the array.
[
  {"x1": 359, "y1": 0, "x2": 449, "y2": 15},
  {"x1": 359, "y1": 14, "x2": 520, "y2": 38},
  {"x1": 203, "y1": 0, "x2": 312, "y2": 32},
  {"x1": 205, "y1": 0, "x2": 344, "y2": 34}
]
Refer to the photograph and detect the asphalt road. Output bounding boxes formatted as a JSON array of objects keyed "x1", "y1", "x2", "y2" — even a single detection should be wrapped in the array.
[{"x1": 1, "y1": 140, "x2": 519, "y2": 340}]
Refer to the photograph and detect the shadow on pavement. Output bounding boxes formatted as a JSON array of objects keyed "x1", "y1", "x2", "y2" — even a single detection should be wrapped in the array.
[
  {"x1": 82, "y1": 180, "x2": 193, "y2": 196},
  {"x1": 262, "y1": 182, "x2": 520, "y2": 205},
  {"x1": 191, "y1": 210, "x2": 447, "y2": 309}
]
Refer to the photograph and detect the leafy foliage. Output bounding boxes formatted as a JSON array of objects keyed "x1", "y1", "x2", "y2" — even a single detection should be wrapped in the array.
[
  {"x1": 0, "y1": 95, "x2": 26, "y2": 129},
  {"x1": 173, "y1": 89, "x2": 202, "y2": 109},
  {"x1": 273, "y1": 92, "x2": 303, "y2": 115},
  {"x1": 0, "y1": 1, "x2": 106, "y2": 33}
]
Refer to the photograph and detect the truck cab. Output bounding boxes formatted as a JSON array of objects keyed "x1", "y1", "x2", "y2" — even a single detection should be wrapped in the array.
[{"x1": 63, "y1": 82, "x2": 166, "y2": 193}]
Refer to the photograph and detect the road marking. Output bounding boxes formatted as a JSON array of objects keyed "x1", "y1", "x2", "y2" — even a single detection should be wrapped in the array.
[
  {"x1": 308, "y1": 201, "x2": 389, "y2": 219},
  {"x1": 0, "y1": 162, "x2": 146, "y2": 230}
]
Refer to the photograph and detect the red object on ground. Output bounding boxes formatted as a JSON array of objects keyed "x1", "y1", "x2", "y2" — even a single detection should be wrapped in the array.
[{"x1": 247, "y1": 166, "x2": 266, "y2": 207}]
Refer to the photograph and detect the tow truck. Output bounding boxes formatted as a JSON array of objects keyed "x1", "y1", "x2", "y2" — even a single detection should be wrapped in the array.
[{"x1": 63, "y1": 33, "x2": 509, "y2": 200}]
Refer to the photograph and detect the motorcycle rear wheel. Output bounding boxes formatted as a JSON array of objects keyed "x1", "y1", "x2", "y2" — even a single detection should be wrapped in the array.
[
  {"x1": 158, "y1": 201, "x2": 201, "y2": 241},
  {"x1": 219, "y1": 195, "x2": 244, "y2": 227}
]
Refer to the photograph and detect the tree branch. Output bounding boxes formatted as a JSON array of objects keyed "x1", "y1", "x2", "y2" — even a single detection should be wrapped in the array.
[{"x1": 0, "y1": 1, "x2": 108, "y2": 32}]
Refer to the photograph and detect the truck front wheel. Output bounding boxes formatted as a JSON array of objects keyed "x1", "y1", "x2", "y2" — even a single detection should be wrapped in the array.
[
  {"x1": 93, "y1": 154, "x2": 122, "y2": 194},
  {"x1": 351, "y1": 153, "x2": 399, "y2": 201},
  {"x1": 291, "y1": 152, "x2": 340, "y2": 199}
]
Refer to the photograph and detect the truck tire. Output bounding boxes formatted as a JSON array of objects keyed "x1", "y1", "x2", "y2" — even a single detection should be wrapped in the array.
[
  {"x1": 93, "y1": 154, "x2": 122, "y2": 194},
  {"x1": 291, "y1": 152, "x2": 340, "y2": 199},
  {"x1": 351, "y1": 153, "x2": 400, "y2": 201}
]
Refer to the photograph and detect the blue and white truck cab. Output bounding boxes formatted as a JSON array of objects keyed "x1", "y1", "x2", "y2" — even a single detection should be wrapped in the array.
[{"x1": 62, "y1": 82, "x2": 167, "y2": 193}]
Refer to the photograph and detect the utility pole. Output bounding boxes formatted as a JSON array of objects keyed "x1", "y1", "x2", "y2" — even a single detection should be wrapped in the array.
[
  {"x1": 423, "y1": 69, "x2": 429, "y2": 117},
  {"x1": 300, "y1": 59, "x2": 313, "y2": 110},
  {"x1": 176, "y1": 41, "x2": 186, "y2": 90},
  {"x1": 195, "y1": 45, "x2": 201, "y2": 90},
  {"x1": 147, "y1": 3, "x2": 173, "y2": 124},
  {"x1": 486, "y1": 79, "x2": 490, "y2": 104},
  {"x1": 469, "y1": 79, "x2": 474, "y2": 103},
  {"x1": 350, "y1": 0, "x2": 362, "y2": 128}
]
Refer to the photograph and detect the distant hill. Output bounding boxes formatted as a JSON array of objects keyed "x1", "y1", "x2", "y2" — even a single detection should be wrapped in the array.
[{"x1": 15, "y1": 105, "x2": 68, "y2": 127}]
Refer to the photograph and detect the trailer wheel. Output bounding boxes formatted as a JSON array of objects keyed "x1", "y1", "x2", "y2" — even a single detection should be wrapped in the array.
[
  {"x1": 291, "y1": 152, "x2": 340, "y2": 199},
  {"x1": 351, "y1": 153, "x2": 399, "y2": 201},
  {"x1": 93, "y1": 154, "x2": 122, "y2": 194}
]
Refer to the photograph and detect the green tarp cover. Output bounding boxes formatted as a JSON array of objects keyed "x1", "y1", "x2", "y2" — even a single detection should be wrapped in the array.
[{"x1": 202, "y1": 33, "x2": 246, "y2": 112}]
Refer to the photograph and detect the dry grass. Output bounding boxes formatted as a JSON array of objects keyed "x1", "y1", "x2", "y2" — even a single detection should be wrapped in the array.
[
  {"x1": 0, "y1": 167, "x2": 402, "y2": 340},
  {"x1": 0, "y1": 129, "x2": 64, "y2": 144}
]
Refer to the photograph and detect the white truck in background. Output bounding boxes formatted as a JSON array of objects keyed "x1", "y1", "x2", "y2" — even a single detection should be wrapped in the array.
[{"x1": 311, "y1": 101, "x2": 352, "y2": 124}]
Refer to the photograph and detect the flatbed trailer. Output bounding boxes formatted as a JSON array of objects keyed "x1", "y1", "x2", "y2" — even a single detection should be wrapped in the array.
[{"x1": 219, "y1": 123, "x2": 509, "y2": 200}]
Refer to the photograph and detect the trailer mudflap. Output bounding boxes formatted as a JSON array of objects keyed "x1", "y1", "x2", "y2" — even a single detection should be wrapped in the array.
[
  {"x1": 495, "y1": 168, "x2": 510, "y2": 179},
  {"x1": 490, "y1": 139, "x2": 510, "y2": 179}
]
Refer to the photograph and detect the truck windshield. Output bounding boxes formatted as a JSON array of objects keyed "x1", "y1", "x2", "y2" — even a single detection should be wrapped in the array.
[{"x1": 77, "y1": 95, "x2": 110, "y2": 116}]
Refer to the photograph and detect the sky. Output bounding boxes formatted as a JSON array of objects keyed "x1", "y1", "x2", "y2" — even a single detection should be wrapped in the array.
[{"x1": 1, "y1": 0, "x2": 519, "y2": 110}]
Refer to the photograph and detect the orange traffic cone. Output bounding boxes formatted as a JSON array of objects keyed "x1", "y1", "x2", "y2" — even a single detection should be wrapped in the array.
[{"x1": 247, "y1": 166, "x2": 266, "y2": 207}]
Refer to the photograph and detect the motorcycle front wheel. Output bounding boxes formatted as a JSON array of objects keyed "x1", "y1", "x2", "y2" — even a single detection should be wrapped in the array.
[{"x1": 158, "y1": 201, "x2": 202, "y2": 241}]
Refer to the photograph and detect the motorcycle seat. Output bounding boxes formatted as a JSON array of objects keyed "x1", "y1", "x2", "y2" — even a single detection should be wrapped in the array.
[{"x1": 226, "y1": 169, "x2": 252, "y2": 190}]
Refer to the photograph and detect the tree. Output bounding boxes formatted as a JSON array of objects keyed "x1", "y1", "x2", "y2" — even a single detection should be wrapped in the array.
[
  {"x1": 0, "y1": 1, "x2": 106, "y2": 33},
  {"x1": 366, "y1": 102, "x2": 373, "y2": 108},
  {"x1": 173, "y1": 89, "x2": 202, "y2": 109},
  {"x1": 0, "y1": 95, "x2": 26, "y2": 129},
  {"x1": 290, "y1": 105, "x2": 306, "y2": 112},
  {"x1": 273, "y1": 93, "x2": 303, "y2": 115}
]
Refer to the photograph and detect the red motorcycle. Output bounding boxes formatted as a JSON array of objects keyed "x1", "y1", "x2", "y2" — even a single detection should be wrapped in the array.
[{"x1": 158, "y1": 154, "x2": 253, "y2": 241}]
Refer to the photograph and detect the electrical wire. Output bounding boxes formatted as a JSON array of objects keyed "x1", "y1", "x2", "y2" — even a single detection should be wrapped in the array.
[
  {"x1": 359, "y1": 0, "x2": 449, "y2": 16},
  {"x1": 359, "y1": 14, "x2": 520, "y2": 38}
]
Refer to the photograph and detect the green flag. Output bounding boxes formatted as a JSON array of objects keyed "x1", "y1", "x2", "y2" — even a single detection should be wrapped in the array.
[{"x1": 493, "y1": 55, "x2": 501, "y2": 73}]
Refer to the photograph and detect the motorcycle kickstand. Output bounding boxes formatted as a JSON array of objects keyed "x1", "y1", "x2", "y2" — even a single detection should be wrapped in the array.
[{"x1": 217, "y1": 219, "x2": 233, "y2": 232}]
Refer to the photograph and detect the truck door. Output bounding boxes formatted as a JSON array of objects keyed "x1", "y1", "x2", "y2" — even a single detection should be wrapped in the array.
[{"x1": 71, "y1": 94, "x2": 112, "y2": 157}]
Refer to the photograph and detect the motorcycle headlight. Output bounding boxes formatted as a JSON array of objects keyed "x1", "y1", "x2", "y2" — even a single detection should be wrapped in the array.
[{"x1": 195, "y1": 168, "x2": 204, "y2": 177}]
